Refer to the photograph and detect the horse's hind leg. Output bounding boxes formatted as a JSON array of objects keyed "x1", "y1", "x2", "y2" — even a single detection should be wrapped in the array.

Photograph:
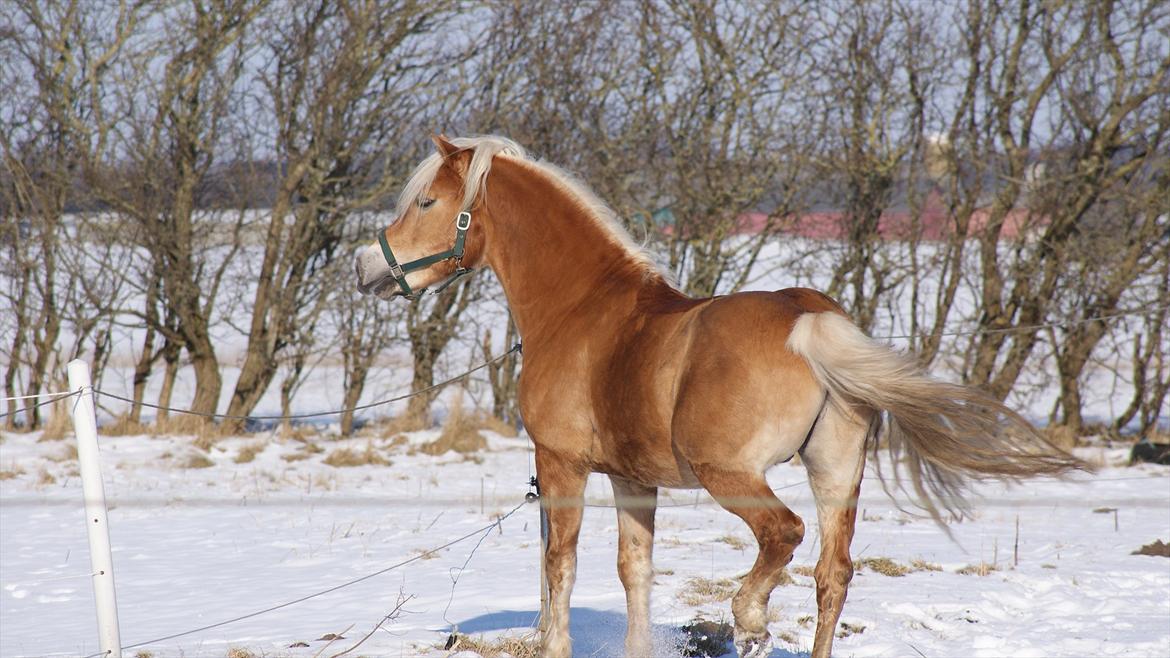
[
  {"x1": 610, "y1": 476, "x2": 657, "y2": 657},
  {"x1": 800, "y1": 403, "x2": 871, "y2": 658},
  {"x1": 535, "y1": 447, "x2": 589, "y2": 658},
  {"x1": 692, "y1": 464, "x2": 805, "y2": 658}
]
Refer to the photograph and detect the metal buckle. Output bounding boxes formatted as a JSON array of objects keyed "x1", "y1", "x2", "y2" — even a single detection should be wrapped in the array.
[
  {"x1": 389, "y1": 262, "x2": 405, "y2": 279},
  {"x1": 455, "y1": 211, "x2": 471, "y2": 231}
]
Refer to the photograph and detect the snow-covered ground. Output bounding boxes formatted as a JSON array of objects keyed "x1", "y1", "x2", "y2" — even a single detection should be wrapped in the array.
[{"x1": 2, "y1": 425, "x2": 1168, "y2": 658}]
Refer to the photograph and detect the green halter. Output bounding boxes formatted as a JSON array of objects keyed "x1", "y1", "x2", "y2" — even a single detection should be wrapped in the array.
[{"x1": 377, "y1": 211, "x2": 472, "y2": 299}]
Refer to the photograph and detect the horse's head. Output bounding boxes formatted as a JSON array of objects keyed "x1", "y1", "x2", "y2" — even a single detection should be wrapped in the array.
[{"x1": 355, "y1": 135, "x2": 488, "y2": 300}]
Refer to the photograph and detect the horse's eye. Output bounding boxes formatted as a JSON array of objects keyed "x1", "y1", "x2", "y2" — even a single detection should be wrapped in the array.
[{"x1": 419, "y1": 197, "x2": 436, "y2": 209}]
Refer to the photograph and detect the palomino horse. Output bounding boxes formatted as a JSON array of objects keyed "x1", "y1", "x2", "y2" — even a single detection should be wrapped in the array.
[{"x1": 355, "y1": 135, "x2": 1081, "y2": 658}]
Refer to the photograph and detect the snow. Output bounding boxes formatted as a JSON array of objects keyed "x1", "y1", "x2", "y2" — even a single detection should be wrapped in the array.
[
  {"x1": 2, "y1": 427, "x2": 1168, "y2": 657},
  {"x1": 2, "y1": 224, "x2": 1167, "y2": 657}
]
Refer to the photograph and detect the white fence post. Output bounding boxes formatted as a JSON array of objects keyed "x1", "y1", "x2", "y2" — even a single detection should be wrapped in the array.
[{"x1": 67, "y1": 359, "x2": 122, "y2": 658}]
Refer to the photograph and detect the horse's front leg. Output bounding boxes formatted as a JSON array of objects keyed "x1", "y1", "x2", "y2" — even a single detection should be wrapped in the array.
[
  {"x1": 611, "y1": 476, "x2": 658, "y2": 657},
  {"x1": 535, "y1": 447, "x2": 589, "y2": 658}
]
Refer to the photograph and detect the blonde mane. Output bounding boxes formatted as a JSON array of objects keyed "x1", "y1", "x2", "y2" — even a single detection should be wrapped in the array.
[{"x1": 396, "y1": 135, "x2": 659, "y2": 274}]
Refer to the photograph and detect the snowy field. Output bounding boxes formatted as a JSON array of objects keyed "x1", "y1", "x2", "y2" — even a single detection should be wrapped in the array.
[{"x1": 2, "y1": 425, "x2": 1168, "y2": 658}]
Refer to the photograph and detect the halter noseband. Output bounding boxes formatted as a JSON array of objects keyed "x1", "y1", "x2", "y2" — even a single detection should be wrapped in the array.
[{"x1": 377, "y1": 210, "x2": 473, "y2": 299}]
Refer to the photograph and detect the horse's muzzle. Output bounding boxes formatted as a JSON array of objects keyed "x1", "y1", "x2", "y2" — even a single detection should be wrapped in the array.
[{"x1": 355, "y1": 248, "x2": 389, "y2": 296}]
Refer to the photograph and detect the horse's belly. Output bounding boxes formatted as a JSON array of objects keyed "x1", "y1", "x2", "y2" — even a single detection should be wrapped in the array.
[{"x1": 590, "y1": 427, "x2": 702, "y2": 488}]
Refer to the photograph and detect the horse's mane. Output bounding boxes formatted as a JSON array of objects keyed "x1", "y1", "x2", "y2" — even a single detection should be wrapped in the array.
[{"x1": 397, "y1": 135, "x2": 659, "y2": 275}]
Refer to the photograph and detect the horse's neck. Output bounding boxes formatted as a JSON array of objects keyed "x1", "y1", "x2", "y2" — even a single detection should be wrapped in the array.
[{"x1": 482, "y1": 160, "x2": 650, "y2": 348}]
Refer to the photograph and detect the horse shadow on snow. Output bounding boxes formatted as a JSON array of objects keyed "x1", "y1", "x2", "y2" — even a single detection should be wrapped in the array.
[{"x1": 451, "y1": 607, "x2": 808, "y2": 658}]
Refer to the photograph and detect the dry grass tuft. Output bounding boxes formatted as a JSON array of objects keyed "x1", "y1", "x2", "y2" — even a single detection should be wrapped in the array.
[
  {"x1": 776, "y1": 630, "x2": 798, "y2": 645},
  {"x1": 678, "y1": 577, "x2": 738, "y2": 606},
  {"x1": 102, "y1": 416, "x2": 150, "y2": 436},
  {"x1": 323, "y1": 441, "x2": 389, "y2": 467},
  {"x1": 738, "y1": 566, "x2": 793, "y2": 586},
  {"x1": 1132, "y1": 539, "x2": 1170, "y2": 558},
  {"x1": 153, "y1": 415, "x2": 218, "y2": 439},
  {"x1": 0, "y1": 465, "x2": 24, "y2": 481},
  {"x1": 419, "y1": 405, "x2": 488, "y2": 456},
  {"x1": 47, "y1": 443, "x2": 78, "y2": 463},
  {"x1": 857, "y1": 556, "x2": 912, "y2": 577},
  {"x1": 150, "y1": 416, "x2": 233, "y2": 450},
  {"x1": 226, "y1": 649, "x2": 256, "y2": 658},
  {"x1": 790, "y1": 564, "x2": 815, "y2": 578},
  {"x1": 474, "y1": 412, "x2": 519, "y2": 438},
  {"x1": 796, "y1": 614, "x2": 815, "y2": 627},
  {"x1": 836, "y1": 621, "x2": 866, "y2": 638},
  {"x1": 910, "y1": 558, "x2": 943, "y2": 572},
  {"x1": 36, "y1": 469, "x2": 56, "y2": 486},
  {"x1": 234, "y1": 441, "x2": 266, "y2": 464},
  {"x1": 717, "y1": 534, "x2": 750, "y2": 550},
  {"x1": 282, "y1": 441, "x2": 322, "y2": 462},
  {"x1": 371, "y1": 408, "x2": 432, "y2": 435},
  {"x1": 37, "y1": 408, "x2": 73, "y2": 442},
  {"x1": 175, "y1": 451, "x2": 215, "y2": 469},
  {"x1": 442, "y1": 632, "x2": 540, "y2": 658},
  {"x1": 1044, "y1": 424, "x2": 1078, "y2": 451},
  {"x1": 192, "y1": 430, "x2": 221, "y2": 453},
  {"x1": 133, "y1": 651, "x2": 154, "y2": 658},
  {"x1": 278, "y1": 423, "x2": 319, "y2": 442},
  {"x1": 956, "y1": 561, "x2": 998, "y2": 576},
  {"x1": 384, "y1": 434, "x2": 410, "y2": 451}
]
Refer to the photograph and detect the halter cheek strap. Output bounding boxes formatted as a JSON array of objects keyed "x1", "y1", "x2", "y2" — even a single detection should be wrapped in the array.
[{"x1": 377, "y1": 211, "x2": 473, "y2": 299}]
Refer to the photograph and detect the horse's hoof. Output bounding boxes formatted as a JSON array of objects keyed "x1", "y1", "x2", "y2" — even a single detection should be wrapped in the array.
[{"x1": 736, "y1": 633, "x2": 773, "y2": 658}]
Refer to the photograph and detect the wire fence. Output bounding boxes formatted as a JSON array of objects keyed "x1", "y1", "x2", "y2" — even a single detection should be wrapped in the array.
[
  {"x1": 0, "y1": 344, "x2": 522, "y2": 424},
  {"x1": 882, "y1": 304, "x2": 1169, "y2": 340},
  {"x1": 0, "y1": 390, "x2": 84, "y2": 421},
  {"x1": 94, "y1": 342, "x2": 523, "y2": 422},
  {"x1": 2, "y1": 303, "x2": 1165, "y2": 426},
  {"x1": 1, "y1": 305, "x2": 1165, "y2": 656},
  {"x1": 75, "y1": 498, "x2": 532, "y2": 658}
]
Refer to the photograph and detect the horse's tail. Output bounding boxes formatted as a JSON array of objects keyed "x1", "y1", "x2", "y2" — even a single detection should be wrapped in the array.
[{"x1": 787, "y1": 310, "x2": 1086, "y2": 520}]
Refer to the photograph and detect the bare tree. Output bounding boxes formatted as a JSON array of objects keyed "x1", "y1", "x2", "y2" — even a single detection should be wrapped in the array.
[
  {"x1": 1112, "y1": 248, "x2": 1169, "y2": 438},
  {"x1": 620, "y1": 0, "x2": 819, "y2": 296},
  {"x1": 88, "y1": 0, "x2": 265, "y2": 416},
  {"x1": 224, "y1": 0, "x2": 456, "y2": 422},
  {"x1": 332, "y1": 288, "x2": 402, "y2": 436},
  {"x1": 482, "y1": 316, "x2": 521, "y2": 427},
  {"x1": 401, "y1": 279, "x2": 479, "y2": 427},
  {"x1": 0, "y1": 0, "x2": 146, "y2": 427},
  {"x1": 811, "y1": 0, "x2": 936, "y2": 332},
  {"x1": 959, "y1": 1, "x2": 1170, "y2": 404}
]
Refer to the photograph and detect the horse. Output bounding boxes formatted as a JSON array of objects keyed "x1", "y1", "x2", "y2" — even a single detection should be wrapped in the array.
[{"x1": 354, "y1": 134, "x2": 1083, "y2": 658}]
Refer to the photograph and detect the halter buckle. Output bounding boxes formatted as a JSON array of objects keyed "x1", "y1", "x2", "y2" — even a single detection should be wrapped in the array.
[{"x1": 455, "y1": 211, "x2": 471, "y2": 231}]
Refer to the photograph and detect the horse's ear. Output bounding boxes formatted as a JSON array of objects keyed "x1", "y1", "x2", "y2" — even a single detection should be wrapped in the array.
[
  {"x1": 431, "y1": 133, "x2": 469, "y2": 176},
  {"x1": 431, "y1": 133, "x2": 458, "y2": 157}
]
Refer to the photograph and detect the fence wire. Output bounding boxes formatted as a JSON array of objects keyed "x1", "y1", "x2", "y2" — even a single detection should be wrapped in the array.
[
  {"x1": 3, "y1": 305, "x2": 1162, "y2": 658},
  {"x1": 882, "y1": 304, "x2": 1169, "y2": 340},
  {"x1": 78, "y1": 499, "x2": 531, "y2": 658},
  {"x1": 92, "y1": 343, "x2": 523, "y2": 422},
  {"x1": 0, "y1": 390, "x2": 82, "y2": 421},
  {"x1": 3, "y1": 303, "x2": 1164, "y2": 426}
]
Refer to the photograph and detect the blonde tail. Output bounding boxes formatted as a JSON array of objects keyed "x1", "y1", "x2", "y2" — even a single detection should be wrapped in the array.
[{"x1": 787, "y1": 311, "x2": 1085, "y2": 519}]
